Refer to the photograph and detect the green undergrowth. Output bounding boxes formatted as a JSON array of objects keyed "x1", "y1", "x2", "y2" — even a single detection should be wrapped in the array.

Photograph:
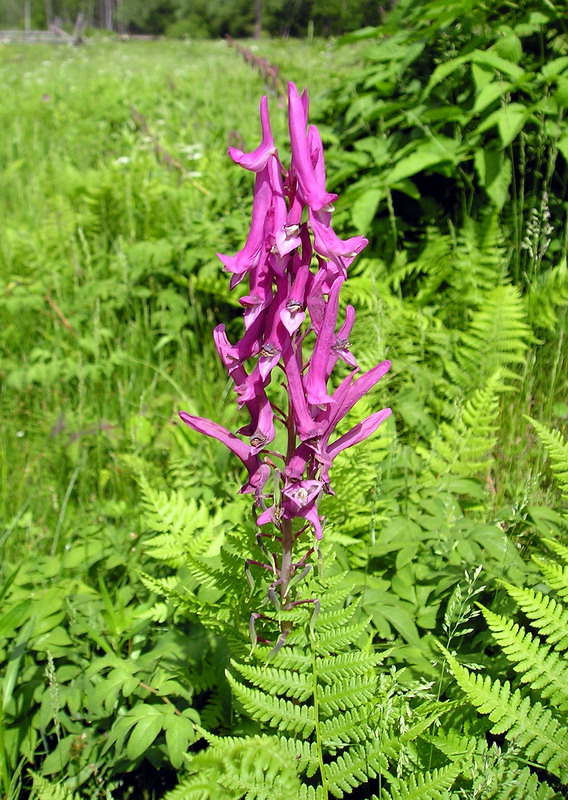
[{"x1": 1, "y1": 22, "x2": 568, "y2": 800}]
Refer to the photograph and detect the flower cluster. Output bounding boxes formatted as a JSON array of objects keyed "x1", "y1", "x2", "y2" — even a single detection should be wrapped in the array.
[{"x1": 180, "y1": 83, "x2": 391, "y2": 597}]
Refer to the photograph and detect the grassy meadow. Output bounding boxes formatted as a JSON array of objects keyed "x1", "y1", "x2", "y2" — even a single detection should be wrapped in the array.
[
  {"x1": 1, "y1": 12, "x2": 568, "y2": 799},
  {"x1": 0, "y1": 38, "x2": 349, "y2": 556}
]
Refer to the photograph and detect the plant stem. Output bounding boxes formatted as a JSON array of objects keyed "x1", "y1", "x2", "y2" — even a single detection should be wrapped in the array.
[{"x1": 280, "y1": 517, "x2": 294, "y2": 606}]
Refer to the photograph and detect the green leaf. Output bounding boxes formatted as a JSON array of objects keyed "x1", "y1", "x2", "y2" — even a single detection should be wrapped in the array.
[
  {"x1": 0, "y1": 600, "x2": 30, "y2": 638},
  {"x1": 3, "y1": 616, "x2": 35, "y2": 711},
  {"x1": 494, "y1": 33, "x2": 522, "y2": 64},
  {"x1": 41, "y1": 735, "x2": 78, "y2": 775},
  {"x1": 476, "y1": 104, "x2": 530, "y2": 147},
  {"x1": 377, "y1": 604, "x2": 421, "y2": 647},
  {"x1": 555, "y1": 78, "x2": 568, "y2": 109},
  {"x1": 541, "y1": 56, "x2": 568, "y2": 80},
  {"x1": 126, "y1": 711, "x2": 164, "y2": 761},
  {"x1": 497, "y1": 104, "x2": 531, "y2": 147},
  {"x1": 474, "y1": 148, "x2": 512, "y2": 208},
  {"x1": 386, "y1": 145, "x2": 454, "y2": 185},
  {"x1": 470, "y1": 50, "x2": 525, "y2": 81},
  {"x1": 471, "y1": 63, "x2": 494, "y2": 92},
  {"x1": 472, "y1": 81, "x2": 512, "y2": 114},
  {"x1": 164, "y1": 715, "x2": 196, "y2": 769},
  {"x1": 351, "y1": 189, "x2": 384, "y2": 234},
  {"x1": 558, "y1": 135, "x2": 568, "y2": 164},
  {"x1": 424, "y1": 55, "x2": 468, "y2": 94}
]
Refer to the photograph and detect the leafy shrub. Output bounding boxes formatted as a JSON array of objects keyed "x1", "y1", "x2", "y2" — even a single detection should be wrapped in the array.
[{"x1": 318, "y1": 0, "x2": 568, "y2": 279}]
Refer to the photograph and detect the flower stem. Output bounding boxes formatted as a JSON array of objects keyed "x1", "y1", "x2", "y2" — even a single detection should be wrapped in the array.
[{"x1": 280, "y1": 517, "x2": 294, "y2": 606}]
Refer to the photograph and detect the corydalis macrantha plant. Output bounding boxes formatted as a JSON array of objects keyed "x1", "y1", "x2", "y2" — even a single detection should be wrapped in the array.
[{"x1": 180, "y1": 82, "x2": 391, "y2": 611}]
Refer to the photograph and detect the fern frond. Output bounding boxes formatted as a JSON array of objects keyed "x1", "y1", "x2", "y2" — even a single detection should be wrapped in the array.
[
  {"x1": 501, "y1": 582, "x2": 568, "y2": 650},
  {"x1": 528, "y1": 418, "x2": 568, "y2": 501},
  {"x1": 444, "y1": 650, "x2": 568, "y2": 781},
  {"x1": 317, "y1": 650, "x2": 391, "y2": 683},
  {"x1": 323, "y1": 742, "x2": 388, "y2": 797},
  {"x1": 449, "y1": 284, "x2": 529, "y2": 393},
  {"x1": 319, "y1": 709, "x2": 380, "y2": 748},
  {"x1": 135, "y1": 473, "x2": 223, "y2": 566},
  {"x1": 298, "y1": 785, "x2": 325, "y2": 800},
  {"x1": 163, "y1": 736, "x2": 301, "y2": 800},
  {"x1": 30, "y1": 774, "x2": 80, "y2": 800},
  {"x1": 533, "y1": 557, "x2": 568, "y2": 600},
  {"x1": 420, "y1": 371, "x2": 502, "y2": 480},
  {"x1": 481, "y1": 606, "x2": 568, "y2": 710},
  {"x1": 230, "y1": 660, "x2": 313, "y2": 702},
  {"x1": 311, "y1": 617, "x2": 372, "y2": 655},
  {"x1": 277, "y1": 736, "x2": 320, "y2": 777},
  {"x1": 225, "y1": 671, "x2": 316, "y2": 736},
  {"x1": 318, "y1": 674, "x2": 378, "y2": 714},
  {"x1": 533, "y1": 538, "x2": 568, "y2": 599},
  {"x1": 494, "y1": 765, "x2": 559, "y2": 800},
  {"x1": 382, "y1": 761, "x2": 463, "y2": 800}
]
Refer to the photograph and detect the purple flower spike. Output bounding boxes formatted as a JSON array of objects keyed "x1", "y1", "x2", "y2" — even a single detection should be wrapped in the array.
[
  {"x1": 179, "y1": 82, "x2": 392, "y2": 608},
  {"x1": 229, "y1": 96, "x2": 277, "y2": 172}
]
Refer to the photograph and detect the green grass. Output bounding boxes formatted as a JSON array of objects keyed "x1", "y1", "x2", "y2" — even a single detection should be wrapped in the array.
[{"x1": 0, "y1": 38, "x2": 371, "y2": 558}]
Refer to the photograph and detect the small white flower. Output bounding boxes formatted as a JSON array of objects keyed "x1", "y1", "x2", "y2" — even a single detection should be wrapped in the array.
[{"x1": 114, "y1": 156, "x2": 130, "y2": 166}]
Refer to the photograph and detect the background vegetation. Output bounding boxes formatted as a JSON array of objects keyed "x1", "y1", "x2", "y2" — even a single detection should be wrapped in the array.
[
  {"x1": 1, "y1": 0, "x2": 568, "y2": 797},
  {"x1": 1, "y1": 0, "x2": 383, "y2": 39}
]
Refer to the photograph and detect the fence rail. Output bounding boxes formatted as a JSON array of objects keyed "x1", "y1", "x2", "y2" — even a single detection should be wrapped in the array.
[{"x1": 0, "y1": 29, "x2": 77, "y2": 44}]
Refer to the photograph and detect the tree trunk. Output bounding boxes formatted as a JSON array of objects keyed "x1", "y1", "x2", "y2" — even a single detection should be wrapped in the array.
[
  {"x1": 43, "y1": 0, "x2": 53, "y2": 27},
  {"x1": 254, "y1": 0, "x2": 262, "y2": 38},
  {"x1": 103, "y1": 0, "x2": 113, "y2": 30}
]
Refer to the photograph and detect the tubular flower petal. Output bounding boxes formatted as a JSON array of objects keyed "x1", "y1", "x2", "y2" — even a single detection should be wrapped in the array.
[
  {"x1": 179, "y1": 412, "x2": 268, "y2": 494},
  {"x1": 288, "y1": 82, "x2": 337, "y2": 212},
  {"x1": 228, "y1": 95, "x2": 277, "y2": 172},
  {"x1": 303, "y1": 277, "x2": 343, "y2": 406},
  {"x1": 217, "y1": 166, "x2": 272, "y2": 278}
]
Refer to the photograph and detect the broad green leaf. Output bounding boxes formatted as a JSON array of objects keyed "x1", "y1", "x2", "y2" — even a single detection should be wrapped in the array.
[
  {"x1": 470, "y1": 50, "x2": 525, "y2": 81},
  {"x1": 395, "y1": 546, "x2": 419, "y2": 570},
  {"x1": 541, "y1": 56, "x2": 568, "y2": 80},
  {"x1": 424, "y1": 55, "x2": 468, "y2": 94},
  {"x1": 351, "y1": 189, "x2": 384, "y2": 234},
  {"x1": 164, "y1": 715, "x2": 196, "y2": 769},
  {"x1": 379, "y1": 604, "x2": 421, "y2": 647},
  {"x1": 3, "y1": 616, "x2": 35, "y2": 711},
  {"x1": 471, "y1": 63, "x2": 494, "y2": 92},
  {"x1": 558, "y1": 135, "x2": 568, "y2": 163},
  {"x1": 475, "y1": 104, "x2": 530, "y2": 147},
  {"x1": 0, "y1": 600, "x2": 30, "y2": 638},
  {"x1": 41, "y1": 735, "x2": 77, "y2": 775},
  {"x1": 126, "y1": 712, "x2": 164, "y2": 761},
  {"x1": 555, "y1": 78, "x2": 568, "y2": 109},
  {"x1": 389, "y1": 178, "x2": 421, "y2": 200},
  {"x1": 474, "y1": 148, "x2": 511, "y2": 208},
  {"x1": 496, "y1": 103, "x2": 531, "y2": 147},
  {"x1": 494, "y1": 33, "x2": 522, "y2": 64},
  {"x1": 473, "y1": 81, "x2": 512, "y2": 114},
  {"x1": 386, "y1": 146, "x2": 453, "y2": 186}
]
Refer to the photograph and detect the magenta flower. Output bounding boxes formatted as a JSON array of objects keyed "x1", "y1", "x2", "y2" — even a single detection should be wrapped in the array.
[
  {"x1": 179, "y1": 82, "x2": 391, "y2": 606},
  {"x1": 228, "y1": 95, "x2": 276, "y2": 172}
]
